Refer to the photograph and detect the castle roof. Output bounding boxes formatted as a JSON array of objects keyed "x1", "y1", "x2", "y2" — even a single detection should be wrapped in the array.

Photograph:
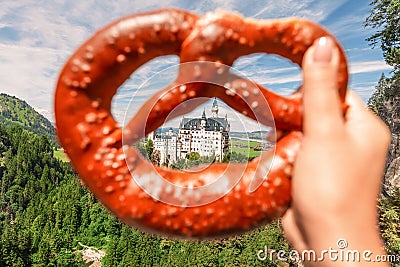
[
  {"x1": 180, "y1": 117, "x2": 229, "y2": 131},
  {"x1": 179, "y1": 99, "x2": 229, "y2": 131}
]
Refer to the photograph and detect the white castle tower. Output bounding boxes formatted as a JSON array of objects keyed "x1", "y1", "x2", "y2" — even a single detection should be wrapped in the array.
[{"x1": 211, "y1": 98, "x2": 218, "y2": 118}]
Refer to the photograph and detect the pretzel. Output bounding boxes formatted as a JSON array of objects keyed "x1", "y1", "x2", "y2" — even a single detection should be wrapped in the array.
[{"x1": 54, "y1": 8, "x2": 348, "y2": 238}]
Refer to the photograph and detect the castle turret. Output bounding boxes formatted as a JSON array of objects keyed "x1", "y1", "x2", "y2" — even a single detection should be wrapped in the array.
[
  {"x1": 211, "y1": 98, "x2": 218, "y2": 118},
  {"x1": 201, "y1": 109, "x2": 207, "y2": 128},
  {"x1": 225, "y1": 113, "x2": 230, "y2": 132},
  {"x1": 202, "y1": 109, "x2": 206, "y2": 119}
]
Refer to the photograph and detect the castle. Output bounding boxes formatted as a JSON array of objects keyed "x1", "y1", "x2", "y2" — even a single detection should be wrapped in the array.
[{"x1": 148, "y1": 99, "x2": 230, "y2": 165}]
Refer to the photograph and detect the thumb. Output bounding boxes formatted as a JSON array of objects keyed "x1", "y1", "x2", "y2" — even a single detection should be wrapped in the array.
[
  {"x1": 282, "y1": 209, "x2": 307, "y2": 252},
  {"x1": 302, "y1": 37, "x2": 344, "y2": 137}
]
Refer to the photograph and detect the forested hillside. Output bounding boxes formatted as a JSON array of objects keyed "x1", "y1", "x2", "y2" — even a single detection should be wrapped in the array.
[
  {"x1": 0, "y1": 125, "x2": 115, "y2": 266},
  {"x1": 0, "y1": 120, "x2": 292, "y2": 266},
  {"x1": 0, "y1": 93, "x2": 56, "y2": 144},
  {"x1": 0, "y1": 89, "x2": 399, "y2": 266},
  {"x1": 365, "y1": 0, "x2": 400, "y2": 258}
]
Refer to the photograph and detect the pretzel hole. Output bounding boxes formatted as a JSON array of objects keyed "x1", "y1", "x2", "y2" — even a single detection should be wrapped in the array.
[
  {"x1": 116, "y1": 61, "x2": 278, "y2": 206},
  {"x1": 233, "y1": 54, "x2": 302, "y2": 97},
  {"x1": 141, "y1": 97, "x2": 273, "y2": 171},
  {"x1": 111, "y1": 55, "x2": 180, "y2": 126},
  {"x1": 121, "y1": 61, "x2": 276, "y2": 169}
]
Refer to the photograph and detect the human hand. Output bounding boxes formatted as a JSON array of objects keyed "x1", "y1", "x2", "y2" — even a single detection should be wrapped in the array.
[{"x1": 282, "y1": 37, "x2": 391, "y2": 266}]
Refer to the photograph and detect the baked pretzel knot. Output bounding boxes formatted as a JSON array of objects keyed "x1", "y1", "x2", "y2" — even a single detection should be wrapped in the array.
[{"x1": 55, "y1": 9, "x2": 348, "y2": 238}]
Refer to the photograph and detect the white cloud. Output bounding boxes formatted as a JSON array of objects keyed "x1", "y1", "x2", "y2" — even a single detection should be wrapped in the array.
[
  {"x1": 246, "y1": 73, "x2": 301, "y2": 86},
  {"x1": 0, "y1": 43, "x2": 67, "y2": 121},
  {"x1": 350, "y1": 86, "x2": 377, "y2": 102},
  {"x1": 113, "y1": 59, "x2": 392, "y2": 126},
  {"x1": 349, "y1": 60, "x2": 392, "y2": 74},
  {"x1": 0, "y1": 0, "x2": 390, "y2": 128},
  {"x1": 0, "y1": 2, "x2": 19, "y2": 18},
  {"x1": 249, "y1": 0, "x2": 347, "y2": 22}
]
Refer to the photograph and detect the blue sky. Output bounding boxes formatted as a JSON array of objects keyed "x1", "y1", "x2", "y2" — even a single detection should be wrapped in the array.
[{"x1": 0, "y1": 0, "x2": 393, "y2": 131}]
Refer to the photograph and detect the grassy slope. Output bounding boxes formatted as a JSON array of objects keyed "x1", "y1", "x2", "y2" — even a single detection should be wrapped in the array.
[
  {"x1": 53, "y1": 148, "x2": 70, "y2": 162},
  {"x1": 229, "y1": 139, "x2": 263, "y2": 158}
]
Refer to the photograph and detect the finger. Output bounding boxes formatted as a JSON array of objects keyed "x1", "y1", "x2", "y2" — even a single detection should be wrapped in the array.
[
  {"x1": 345, "y1": 90, "x2": 391, "y2": 147},
  {"x1": 345, "y1": 90, "x2": 375, "y2": 123},
  {"x1": 344, "y1": 90, "x2": 374, "y2": 131},
  {"x1": 281, "y1": 209, "x2": 307, "y2": 251},
  {"x1": 302, "y1": 37, "x2": 344, "y2": 137}
]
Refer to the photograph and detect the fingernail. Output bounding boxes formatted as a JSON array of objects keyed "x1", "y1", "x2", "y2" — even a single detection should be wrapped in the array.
[{"x1": 313, "y1": 37, "x2": 333, "y2": 63}]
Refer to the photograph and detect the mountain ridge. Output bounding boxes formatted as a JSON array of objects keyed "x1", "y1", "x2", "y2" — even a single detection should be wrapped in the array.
[{"x1": 0, "y1": 93, "x2": 56, "y2": 144}]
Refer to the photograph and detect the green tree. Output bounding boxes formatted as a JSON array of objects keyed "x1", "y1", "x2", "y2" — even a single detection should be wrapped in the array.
[
  {"x1": 134, "y1": 142, "x2": 147, "y2": 158},
  {"x1": 186, "y1": 152, "x2": 200, "y2": 161},
  {"x1": 368, "y1": 73, "x2": 400, "y2": 133},
  {"x1": 365, "y1": 0, "x2": 400, "y2": 70},
  {"x1": 379, "y1": 189, "x2": 400, "y2": 256},
  {"x1": 366, "y1": 2, "x2": 400, "y2": 264},
  {"x1": 170, "y1": 158, "x2": 186, "y2": 169},
  {"x1": 145, "y1": 139, "x2": 154, "y2": 160},
  {"x1": 151, "y1": 150, "x2": 161, "y2": 165},
  {"x1": 224, "y1": 151, "x2": 249, "y2": 163}
]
